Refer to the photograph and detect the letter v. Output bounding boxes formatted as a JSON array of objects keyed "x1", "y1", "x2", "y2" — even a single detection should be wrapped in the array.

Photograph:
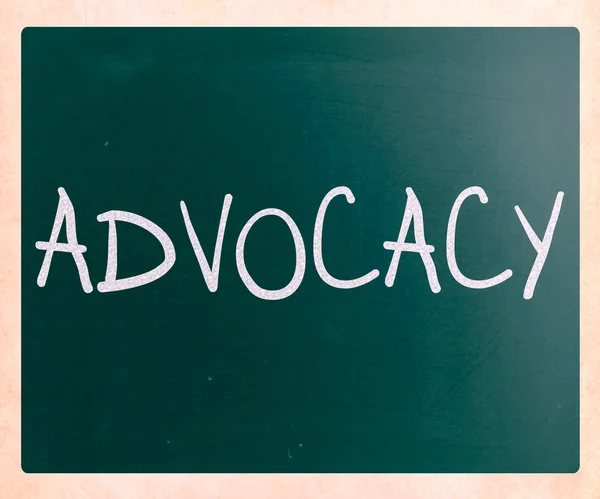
[{"x1": 180, "y1": 194, "x2": 233, "y2": 292}]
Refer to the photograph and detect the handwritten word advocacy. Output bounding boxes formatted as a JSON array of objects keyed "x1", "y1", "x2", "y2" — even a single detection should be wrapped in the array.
[{"x1": 35, "y1": 186, "x2": 564, "y2": 300}]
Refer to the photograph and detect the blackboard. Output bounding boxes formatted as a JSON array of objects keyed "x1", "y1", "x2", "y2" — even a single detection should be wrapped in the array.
[{"x1": 21, "y1": 28, "x2": 579, "y2": 473}]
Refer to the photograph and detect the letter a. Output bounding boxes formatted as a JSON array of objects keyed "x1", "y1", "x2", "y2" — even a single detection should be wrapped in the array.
[
  {"x1": 383, "y1": 188, "x2": 441, "y2": 293},
  {"x1": 35, "y1": 187, "x2": 93, "y2": 293}
]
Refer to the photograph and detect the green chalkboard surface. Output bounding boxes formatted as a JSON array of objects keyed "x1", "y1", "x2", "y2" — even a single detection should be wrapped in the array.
[{"x1": 22, "y1": 28, "x2": 579, "y2": 473}]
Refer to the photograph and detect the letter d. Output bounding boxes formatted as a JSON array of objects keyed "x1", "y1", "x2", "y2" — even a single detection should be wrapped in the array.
[{"x1": 96, "y1": 210, "x2": 176, "y2": 292}]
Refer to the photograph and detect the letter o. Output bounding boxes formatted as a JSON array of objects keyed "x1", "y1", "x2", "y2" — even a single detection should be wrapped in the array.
[{"x1": 236, "y1": 208, "x2": 306, "y2": 300}]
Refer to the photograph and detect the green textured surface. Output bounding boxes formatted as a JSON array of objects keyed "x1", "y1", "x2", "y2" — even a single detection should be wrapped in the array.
[{"x1": 22, "y1": 28, "x2": 579, "y2": 473}]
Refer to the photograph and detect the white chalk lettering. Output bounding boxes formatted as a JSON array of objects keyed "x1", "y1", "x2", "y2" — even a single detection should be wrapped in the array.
[
  {"x1": 515, "y1": 192, "x2": 564, "y2": 299},
  {"x1": 96, "y1": 210, "x2": 176, "y2": 292},
  {"x1": 181, "y1": 194, "x2": 232, "y2": 292},
  {"x1": 447, "y1": 187, "x2": 513, "y2": 289},
  {"x1": 35, "y1": 187, "x2": 93, "y2": 293},
  {"x1": 383, "y1": 188, "x2": 441, "y2": 293},
  {"x1": 236, "y1": 208, "x2": 306, "y2": 300},
  {"x1": 34, "y1": 185, "x2": 567, "y2": 299},
  {"x1": 314, "y1": 186, "x2": 380, "y2": 289}
]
